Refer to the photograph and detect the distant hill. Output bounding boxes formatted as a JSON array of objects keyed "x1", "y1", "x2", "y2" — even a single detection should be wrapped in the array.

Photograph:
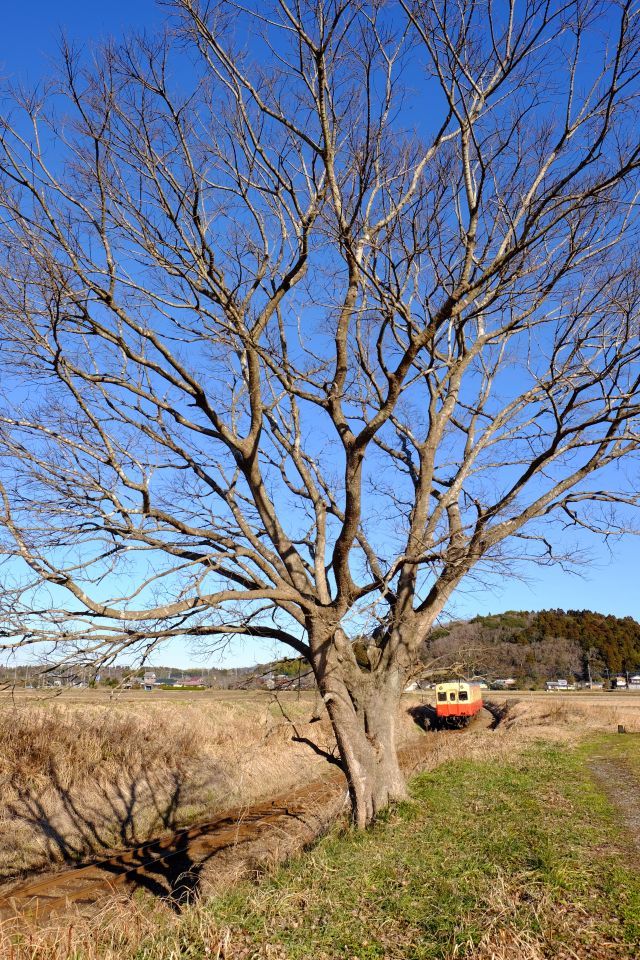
[{"x1": 424, "y1": 609, "x2": 640, "y2": 685}]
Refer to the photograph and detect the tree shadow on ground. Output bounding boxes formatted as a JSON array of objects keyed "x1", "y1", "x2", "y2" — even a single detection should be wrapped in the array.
[
  {"x1": 1, "y1": 761, "x2": 226, "y2": 904},
  {"x1": 94, "y1": 799, "x2": 316, "y2": 909},
  {"x1": 2, "y1": 762, "x2": 328, "y2": 910}
]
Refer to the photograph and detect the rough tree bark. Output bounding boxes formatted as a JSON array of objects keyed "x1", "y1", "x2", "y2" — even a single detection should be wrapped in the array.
[{"x1": 311, "y1": 629, "x2": 409, "y2": 826}]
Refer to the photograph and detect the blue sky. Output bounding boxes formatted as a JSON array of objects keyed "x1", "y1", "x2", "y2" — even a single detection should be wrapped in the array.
[
  {"x1": 1, "y1": 2, "x2": 639, "y2": 670},
  {"x1": 0, "y1": 2, "x2": 162, "y2": 84}
]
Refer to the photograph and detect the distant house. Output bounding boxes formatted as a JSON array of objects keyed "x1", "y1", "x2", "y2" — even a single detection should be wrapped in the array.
[
  {"x1": 182, "y1": 676, "x2": 206, "y2": 687},
  {"x1": 492, "y1": 678, "x2": 516, "y2": 689},
  {"x1": 44, "y1": 673, "x2": 67, "y2": 687},
  {"x1": 142, "y1": 671, "x2": 157, "y2": 691},
  {"x1": 629, "y1": 675, "x2": 640, "y2": 689}
]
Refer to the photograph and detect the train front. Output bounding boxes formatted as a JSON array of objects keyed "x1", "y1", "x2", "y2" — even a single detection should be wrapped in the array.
[{"x1": 435, "y1": 681, "x2": 483, "y2": 728}]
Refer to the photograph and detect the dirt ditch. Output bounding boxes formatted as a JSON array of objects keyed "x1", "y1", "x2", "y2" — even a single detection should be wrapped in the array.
[{"x1": 0, "y1": 709, "x2": 496, "y2": 924}]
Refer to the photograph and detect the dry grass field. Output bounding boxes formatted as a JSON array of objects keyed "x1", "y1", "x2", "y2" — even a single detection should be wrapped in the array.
[
  {"x1": 0, "y1": 689, "x2": 638, "y2": 958},
  {"x1": 0, "y1": 688, "x2": 334, "y2": 890}
]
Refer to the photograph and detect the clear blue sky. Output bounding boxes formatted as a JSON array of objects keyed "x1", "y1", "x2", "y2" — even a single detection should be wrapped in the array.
[
  {"x1": 1, "y1": 2, "x2": 638, "y2": 669},
  {"x1": 1, "y1": 2, "x2": 162, "y2": 85}
]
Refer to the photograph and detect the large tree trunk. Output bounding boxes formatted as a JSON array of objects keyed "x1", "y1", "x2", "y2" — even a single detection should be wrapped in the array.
[{"x1": 318, "y1": 665, "x2": 408, "y2": 828}]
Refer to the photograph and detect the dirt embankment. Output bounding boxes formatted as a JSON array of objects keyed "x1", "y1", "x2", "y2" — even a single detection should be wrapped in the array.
[{"x1": 0, "y1": 707, "x2": 496, "y2": 923}]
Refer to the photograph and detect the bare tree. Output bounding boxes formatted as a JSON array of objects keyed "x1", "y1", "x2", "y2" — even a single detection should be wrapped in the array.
[{"x1": 1, "y1": 0, "x2": 640, "y2": 825}]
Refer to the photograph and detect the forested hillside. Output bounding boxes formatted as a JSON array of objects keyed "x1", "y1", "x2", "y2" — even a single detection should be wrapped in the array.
[{"x1": 425, "y1": 610, "x2": 640, "y2": 685}]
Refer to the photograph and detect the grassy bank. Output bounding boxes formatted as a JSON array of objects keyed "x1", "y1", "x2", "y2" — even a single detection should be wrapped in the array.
[{"x1": 205, "y1": 736, "x2": 639, "y2": 960}]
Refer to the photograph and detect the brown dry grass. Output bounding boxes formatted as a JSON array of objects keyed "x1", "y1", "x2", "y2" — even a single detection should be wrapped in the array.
[
  {"x1": 0, "y1": 693, "x2": 340, "y2": 890},
  {"x1": 496, "y1": 696, "x2": 640, "y2": 738},
  {"x1": 0, "y1": 705, "x2": 200, "y2": 788}
]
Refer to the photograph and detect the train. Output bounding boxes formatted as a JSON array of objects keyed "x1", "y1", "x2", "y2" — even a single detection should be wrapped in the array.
[{"x1": 434, "y1": 681, "x2": 483, "y2": 728}]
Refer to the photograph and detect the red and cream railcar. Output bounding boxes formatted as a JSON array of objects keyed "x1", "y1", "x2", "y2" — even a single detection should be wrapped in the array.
[{"x1": 435, "y1": 681, "x2": 483, "y2": 728}]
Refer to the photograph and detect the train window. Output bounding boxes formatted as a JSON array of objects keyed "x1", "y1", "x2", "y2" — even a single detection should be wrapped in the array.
[
  {"x1": 437, "y1": 692, "x2": 446, "y2": 702},
  {"x1": 449, "y1": 692, "x2": 456, "y2": 701},
  {"x1": 459, "y1": 691, "x2": 469, "y2": 701}
]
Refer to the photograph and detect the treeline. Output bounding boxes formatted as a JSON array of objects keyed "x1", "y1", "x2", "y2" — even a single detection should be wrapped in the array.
[
  {"x1": 507, "y1": 610, "x2": 640, "y2": 674},
  {"x1": 425, "y1": 609, "x2": 640, "y2": 684}
]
